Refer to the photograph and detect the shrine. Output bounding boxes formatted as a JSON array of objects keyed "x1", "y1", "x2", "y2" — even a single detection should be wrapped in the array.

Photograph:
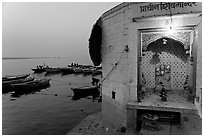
[{"x1": 89, "y1": 2, "x2": 202, "y2": 134}]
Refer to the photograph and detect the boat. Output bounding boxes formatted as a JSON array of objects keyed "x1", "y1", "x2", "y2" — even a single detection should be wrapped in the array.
[
  {"x1": 60, "y1": 67, "x2": 75, "y2": 75},
  {"x1": 11, "y1": 78, "x2": 50, "y2": 93},
  {"x1": 92, "y1": 70, "x2": 102, "y2": 76},
  {"x1": 31, "y1": 64, "x2": 50, "y2": 73},
  {"x1": 73, "y1": 68, "x2": 83, "y2": 74},
  {"x1": 96, "y1": 66, "x2": 102, "y2": 70},
  {"x1": 45, "y1": 68, "x2": 62, "y2": 75},
  {"x1": 31, "y1": 68, "x2": 46, "y2": 73},
  {"x1": 71, "y1": 85, "x2": 100, "y2": 100},
  {"x1": 3, "y1": 77, "x2": 35, "y2": 85},
  {"x1": 3, "y1": 77, "x2": 35, "y2": 93},
  {"x1": 2, "y1": 74, "x2": 30, "y2": 82},
  {"x1": 82, "y1": 68, "x2": 93, "y2": 75}
]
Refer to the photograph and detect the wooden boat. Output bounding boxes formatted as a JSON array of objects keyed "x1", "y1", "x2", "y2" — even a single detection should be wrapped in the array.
[
  {"x1": 71, "y1": 85, "x2": 100, "y2": 99},
  {"x1": 31, "y1": 64, "x2": 50, "y2": 73},
  {"x1": 2, "y1": 77, "x2": 35, "y2": 93},
  {"x1": 45, "y1": 68, "x2": 62, "y2": 75},
  {"x1": 82, "y1": 68, "x2": 93, "y2": 75},
  {"x1": 3, "y1": 77, "x2": 35, "y2": 85},
  {"x1": 73, "y1": 68, "x2": 83, "y2": 74},
  {"x1": 92, "y1": 70, "x2": 102, "y2": 76},
  {"x1": 11, "y1": 78, "x2": 50, "y2": 92},
  {"x1": 31, "y1": 68, "x2": 46, "y2": 73},
  {"x1": 60, "y1": 67, "x2": 74, "y2": 74},
  {"x1": 96, "y1": 66, "x2": 102, "y2": 70},
  {"x1": 2, "y1": 74, "x2": 30, "y2": 82}
]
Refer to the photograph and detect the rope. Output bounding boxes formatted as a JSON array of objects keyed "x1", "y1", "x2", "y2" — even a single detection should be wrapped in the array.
[
  {"x1": 168, "y1": 6, "x2": 202, "y2": 33},
  {"x1": 101, "y1": 46, "x2": 127, "y2": 82},
  {"x1": 100, "y1": 45, "x2": 133, "y2": 107}
]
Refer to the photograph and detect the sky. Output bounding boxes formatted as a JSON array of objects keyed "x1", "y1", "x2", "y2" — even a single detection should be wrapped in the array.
[{"x1": 2, "y1": 2, "x2": 119, "y2": 63}]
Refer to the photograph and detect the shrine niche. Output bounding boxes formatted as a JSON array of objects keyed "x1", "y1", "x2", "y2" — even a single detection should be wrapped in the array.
[{"x1": 139, "y1": 30, "x2": 193, "y2": 92}]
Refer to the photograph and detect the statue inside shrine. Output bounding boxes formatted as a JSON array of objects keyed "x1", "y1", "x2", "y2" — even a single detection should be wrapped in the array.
[{"x1": 155, "y1": 64, "x2": 171, "y2": 91}]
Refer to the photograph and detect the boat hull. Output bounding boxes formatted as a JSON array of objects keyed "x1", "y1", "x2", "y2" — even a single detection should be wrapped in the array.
[
  {"x1": 71, "y1": 85, "x2": 100, "y2": 100},
  {"x1": 2, "y1": 74, "x2": 30, "y2": 82},
  {"x1": 45, "y1": 68, "x2": 62, "y2": 75},
  {"x1": 31, "y1": 68, "x2": 46, "y2": 73},
  {"x1": 73, "y1": 68, "x2": 83, "y2": 74},
  {"x1": 92, "y1": 70, "x2": 102, "y2": 76},
  {"x1": 2, "y1": 77, "x2": 35, "y2": 93},
  {"x1": 11, "y1": 78, "x2": 50, "y2": 94},
  {"x1": 61, "y1": 68, "x2": 74, "y2": 74}
]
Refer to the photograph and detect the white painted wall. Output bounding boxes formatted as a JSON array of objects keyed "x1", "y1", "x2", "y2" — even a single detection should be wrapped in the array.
[{"x1": 100, "y1": 2, "x2": 202, "y2": 129}]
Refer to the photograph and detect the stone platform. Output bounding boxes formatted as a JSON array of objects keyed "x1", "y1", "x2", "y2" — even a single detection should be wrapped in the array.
[{"x1": 68, "y1": 111, "x2": 202, "y2": 135}]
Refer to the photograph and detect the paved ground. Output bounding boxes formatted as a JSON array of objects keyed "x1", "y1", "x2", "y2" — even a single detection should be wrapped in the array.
[
  {"x1": 68, "y1": 112, "x2": 202, "y2": 135},
  {"x1": 68, "y1": 112, "x2": 130, "y2": 135}
]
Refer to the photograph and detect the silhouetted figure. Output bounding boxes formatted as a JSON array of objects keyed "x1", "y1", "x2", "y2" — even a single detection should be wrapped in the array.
[{"x1": 91, "y1": 77, "x2": 99, "y2": 86}]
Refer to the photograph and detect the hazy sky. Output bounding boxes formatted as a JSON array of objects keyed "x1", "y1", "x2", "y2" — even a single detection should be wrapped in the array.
[{"x1": 2, "y1": 2, "x2": 119, "y2": 63}]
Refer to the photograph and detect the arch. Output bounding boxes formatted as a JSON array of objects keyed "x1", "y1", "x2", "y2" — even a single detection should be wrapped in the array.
[
  {"x1": 141, "y1": 30, "x2": 193, "y2": 52},
  {"x1": 140, "y1": 36, "x2": 191, "y2": 90},
  {"x1": 146, "y1": 37, "x2": 189, "y2": 63},
  {"x1": 146, "y1": 36, "x2": 185, "y2": 49}
]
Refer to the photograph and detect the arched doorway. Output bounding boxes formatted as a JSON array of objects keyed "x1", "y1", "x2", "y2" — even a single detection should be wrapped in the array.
[
  {"x1": 138, "y1": 30, "x2": 194, "y2": 99},
  {"x1": 140, "y1": 37, "x2": 190, "y2": 91}
]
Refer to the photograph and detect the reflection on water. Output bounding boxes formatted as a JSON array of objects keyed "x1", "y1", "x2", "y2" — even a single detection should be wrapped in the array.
[{"x1": 2, "y1": 58, "x2": 101, "y2": 135}]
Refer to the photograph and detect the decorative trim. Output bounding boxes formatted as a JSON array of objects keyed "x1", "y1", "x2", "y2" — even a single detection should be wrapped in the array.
[{"x1": 141, "y1": 30, "x2": 193, "y2": 52}]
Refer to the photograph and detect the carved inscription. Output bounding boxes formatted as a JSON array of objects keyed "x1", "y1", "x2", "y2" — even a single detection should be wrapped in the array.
[{"x1": 140, "y1": 2, "x2": 197, "y2": 12}]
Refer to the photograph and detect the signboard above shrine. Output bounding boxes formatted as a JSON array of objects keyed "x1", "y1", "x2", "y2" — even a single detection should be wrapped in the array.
[{"x1": 132, "y1": 2, "x2": 202, "y2": 18}]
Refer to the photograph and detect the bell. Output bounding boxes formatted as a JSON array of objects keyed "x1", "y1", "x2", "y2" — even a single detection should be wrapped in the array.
[{"x1": 162, "y1": 39, "x2": 168, "y2": 44}]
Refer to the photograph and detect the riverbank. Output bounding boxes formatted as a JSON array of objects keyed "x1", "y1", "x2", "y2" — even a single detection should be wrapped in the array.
[
  {"x1": 68, "y1": 112, "x2": 138, "y2": 135},
  {"x1": 68, "y1": 112, "x2": 202, "y2": 135},
  {"x1": 68, "y1": 112, "x2": 120, "y2": 135}
]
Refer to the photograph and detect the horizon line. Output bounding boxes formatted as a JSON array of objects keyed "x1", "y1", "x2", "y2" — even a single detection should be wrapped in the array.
[{"x1": 2, "y1": 57, "x2": 70, "y2": 59}]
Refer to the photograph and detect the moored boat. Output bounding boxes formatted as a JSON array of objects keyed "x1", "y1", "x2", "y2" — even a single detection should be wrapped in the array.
[
  {"x1": 96, "y1": 66, "x2": 102, "y2": 70},
  {"x1": 92, "y1": 70, "x2": 102, "y2": 76},
  {"x1": 2, "y1": 74, "x2": 30, "y2": 82},
  {"x1": 2, "y1": 77, "x2": 35, "y2": 93},
  {"x1": 60, "y1": 67, "x2": 75, "y2": 74},
  {"x1": 11, "y1": 78, "x2": 50, "y2": 93},
  {"x1": 71, "y1": 85, "x2": 100, "y2": 100},
  {"x1": 73, "y1": 68, "x2": 83, "y2": 74},
  {"x1": 31, "y1": 68, "x2": 46, "y2": 73},
  {"x1": 45, "y1": 68, "x2": 62, "y2": 75},
  {"x1": 31, "y1": 64, "x2": 49, "y2": 73},
  {"x1": 82, "y1": 68, "x2": 93, "y2": 75}
]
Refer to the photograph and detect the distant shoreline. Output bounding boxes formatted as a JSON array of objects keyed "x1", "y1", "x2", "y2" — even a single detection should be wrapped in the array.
[{"x1": 2, "y1": 57, "x2": 69, "y2": 60}]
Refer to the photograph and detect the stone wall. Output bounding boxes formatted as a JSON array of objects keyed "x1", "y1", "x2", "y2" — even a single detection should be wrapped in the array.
[
  {"x1": 195, "y1": 21, "x2": 202, "y2": 118},
  {"x1": 101, "y1": 4, "x2": 131, "y2": 129},
  {"x1": 100, "y1": 2, "x2": 202, "y2": 130}
]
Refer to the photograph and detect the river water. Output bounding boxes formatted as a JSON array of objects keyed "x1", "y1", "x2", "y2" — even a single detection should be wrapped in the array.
[{"x1": 2, "y1": 58, "x2": 101, "y2": 135}]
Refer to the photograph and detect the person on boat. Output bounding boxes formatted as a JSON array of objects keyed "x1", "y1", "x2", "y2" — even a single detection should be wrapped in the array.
[{"x1": 91, "y1": 77, "x2": 100, "y2": 87}]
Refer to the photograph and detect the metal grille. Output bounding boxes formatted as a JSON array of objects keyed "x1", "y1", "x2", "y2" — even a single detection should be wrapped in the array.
[{"x1": 140, "y1": 38, "x2": 189, "y2": 89}]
